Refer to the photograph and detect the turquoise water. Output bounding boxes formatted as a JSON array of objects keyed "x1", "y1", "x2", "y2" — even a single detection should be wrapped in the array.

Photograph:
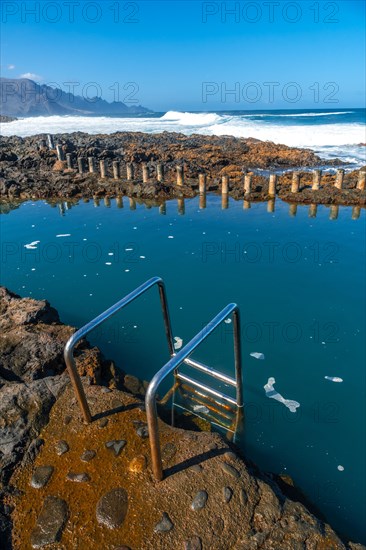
[{"x1": 1, "y1": 196, "x2": 365, "y2": 543}]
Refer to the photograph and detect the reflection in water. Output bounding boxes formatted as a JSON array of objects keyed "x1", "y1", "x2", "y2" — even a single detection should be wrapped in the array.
[
  {"x1": 289, "y1": 203, "x2": 297, "y2": 217},
  {"x1": 352, "y1": 206, "x2": 361, "y2": 220},
  {"x1": 199, "y1": 194, "x2": 206, "y2": 209},
  {"x1": 129, "y1": 198, "x2": 136, "y2": 211},
  {"x1": 116, "y1": 196, "x2": 123, "y2": 209},
  {"x1": 159, "y1": 202, "x2": 166, "y2": 215},
  {"x1": 309, "y1": 204, "x2": 317, "y2": 218},
  {"x1": 330, "y1": 205, "x2": 339, "y2": 220},
  {"x1": 267, "y1": 199, "x2": 275, "y2": 213},
  {"x1": 222, "y1": 193, "x2": 229, "y2": 210},
  {"x1": 93, "y1": 197, "x2": 100, "y2": 207},
  {"x1": 243, "y1": 200, "x2": 251, "y2": 210},
  {"x1": 104, "y1": 197, "x2": 111, "y2": 208},
  {"x1": 177, "y1": 198, "x2": 185, "y2": 215}
]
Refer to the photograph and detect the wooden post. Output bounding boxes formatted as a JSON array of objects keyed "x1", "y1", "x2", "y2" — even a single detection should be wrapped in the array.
[
  {"x1": 77, "y1": 158, "x2": 85, "y2": 174},
  {"x1": 244, "y1": 173, "x2": 252, "y2": 195},
  {"x1": 357, "y1": 170, "x2": 366, "y2": 190},
  {"x1": 159, "y1": 202, "x2": 166, "y2": 215},
  {"x1": 47, "y1": 134, "x2": 54, "y2": 149},
  {"x1": 291, "y1": 172, "x2": 300, "y2": 193},
  {"x1": 199, "y1": 174, "x2": 206, "y2": 194},
  {"x1": 113, "y1": 161, "x2": 120, "y2": 180},
  {"x1": 104, "y1": 197, "x2": 111, "y2": 208},
  {"x1": 56, "y1": 144, "x2": 64, "y2": 161},
  {"x1": 142, "y1": 163, "x2": 149, "y2": 183},
  {"x1": 329, "y1": 205, "x2": 339, "y2": 220},
  {"x1": 268, "y1": 174, "x2": 277, "y2": 197},
  {"x1": 335, "y1": 169, "x2": 344, "y2": 189},
  {"x1": 267, "y1": 199, "x2": 275, "y2": 213},
  {"x1": 199, "y1": 193, "x2": 206, "y2": 209},
  {"x1": 222, "y1": 175, "x2": 229, "y2": 194},
  {"x1": 88, "y1": 157, "x2": 95, "y2": 173},
  {"x1": 100, "y1": 160, "x2": 107, "y2": 179},
  {"x1": 352, "y1": 206, "x2": 361, "y2": 220},
  {"x1": 129, "y1": 198, "x2": 136, "y2": 210},
  {"x1": 289, "y1": 203, "x2": 297, "y2": 217},
  {"x1": 126, "y1": 163, "x2": 134, "y2": 181},
  {"x1": 309, "y1": 204, "x2": 317, "y2": 218},
  {"x1": 178, "y1": 198, "x2": 185, "y2": 215},
  {"x1": 156, "y1": 164, "x2": 164, "y2": 182},
  {"x1": 312, "y1": 169, "x2": 322, "y2": 191},
  {"x1": 116, "y1": 196, "x2": 123, "y2": 208},
  {"x1": 66, "y1": 153, "x2": 72, "y2": 169},
  {"x1": 222, "y1": 193, "x2": 229, "y2": 209},
  {"x1": 176, "y1": 166, "x2": 184, "y2": 186}
]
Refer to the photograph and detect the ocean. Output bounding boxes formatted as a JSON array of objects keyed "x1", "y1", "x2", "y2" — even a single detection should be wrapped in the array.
[{"x1": 1, "y1": 108, "x2": 365, "y2": 168}]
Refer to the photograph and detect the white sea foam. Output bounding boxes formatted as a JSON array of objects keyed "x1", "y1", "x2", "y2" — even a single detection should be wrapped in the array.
[
  {"x1": 56, "y1": 233, "x2": 71, "y2": 237},
  {"x1": 325, "y1": 376, "x2": 343, "y2": 383},
  {"x1": 174, "y1": 336, "x2": 183, "y2": 350},
  {"x1": 250, "y1": 352, "x2": 265, "y2": 360},
  {"x1": 264, "y1": 377, "x2": 300, "y2": 413},
  {"x1": 1, "y1": 112, "x2": 365, "y2": 165},
  {"x1": 24, "y1": 240, "x2": 40, "y2": 249}
]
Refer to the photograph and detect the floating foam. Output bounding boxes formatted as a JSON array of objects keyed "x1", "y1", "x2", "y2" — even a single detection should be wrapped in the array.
[
  {"x1": 105, "y1": 262, "x2": 112, "y2": 266},
  {"x1": 250, "y1": 352, "x2": 265, "y2": 360},
  {"x1": 24, "y1": 240, "x2": 40, "y2": 250},
  {"x1": 264, "y1": 377, "x2": 300, "y2": 413},
  {"x1": 337, "y1": 465, "x2": 345, "y2": 471},
  {"x1": 174, "y1": 336, "x2": 183, "y2": 350},
  {"x1": 56, "y1": 234, "x2": 71, "y2": 237},
  {"x1": 193, "y1": 404, "x2": 210, "y2": 414},
  {"x1": 324, "y1": 376, "x2": 343, "y2": 383},
  {"x1": 224, "y1": 318, "x2": 232, "y2": 324}
]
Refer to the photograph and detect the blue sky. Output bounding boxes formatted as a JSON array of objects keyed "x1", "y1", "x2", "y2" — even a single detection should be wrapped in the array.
[{"x1": 1, "y1": 0, "x2": 365, "y2": 111}]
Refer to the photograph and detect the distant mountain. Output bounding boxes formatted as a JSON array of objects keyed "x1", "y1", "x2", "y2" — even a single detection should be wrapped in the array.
[{"x1": 0, "y1": 78, "x2": 151, "y2": 117}]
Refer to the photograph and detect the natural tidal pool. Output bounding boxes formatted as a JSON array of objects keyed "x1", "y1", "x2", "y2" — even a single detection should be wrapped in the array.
[{"x1": 1, "y1": 196, "x2": 365, "y2": 543}]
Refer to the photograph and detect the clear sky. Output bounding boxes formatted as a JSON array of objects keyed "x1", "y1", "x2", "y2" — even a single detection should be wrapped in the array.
[{"x1": 1, "y1": 0, "x2": 365, "y2": 111}]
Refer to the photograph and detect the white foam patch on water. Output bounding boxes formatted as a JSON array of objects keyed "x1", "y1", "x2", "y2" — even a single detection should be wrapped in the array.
[
  {"x1": 250, "y1": 352, "x2": 265, "y2": 360},
  {"x1": 2, "y1": 112, "x2": 364, "y2": 164},
  {"x1": 24, "y1": 240, "x2": 40, "y2": 249},
  {"x1": 325, "y1": 376, "x2": 343, "y2": 383},
  {"x1": 264, "y1": 377, "x2": 300, "y2": 413},
  {"x1": 105, "y1": 262, "x2": 112, "y2": 266},
  {"x1": 337, "y1": 465, "x2": 345, "y2": 471},
  {"x1": 224, "y1": 318, "x2": 232, "y2": 324},
  {"x1": 56, "y1": 234, "x2": 71, "y2": 238},
  {"x1": 174, "y1": 336, "x2": 183, "y2": 350}
]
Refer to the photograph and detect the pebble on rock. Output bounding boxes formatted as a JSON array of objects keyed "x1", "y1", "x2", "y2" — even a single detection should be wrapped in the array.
[
  {"x1": 96, "y1": 488, "x2": 128, "y2": 529},
  {"x1": 99, "y1": 418, "x2": 109, "y2": 428},
  {"x1": 30, "y1": 466, "x2": 54, "y2": 489},
  {"x1": 184, "y1": 535, "x2": 202, "y2": 550},
  {"x1": 30, "y1": 496, "x2": 68, "y2": 548},
  {"x1": 223, "y1": 486, "x2": 233, "y2": 503},
  {"x1": 66, "y1": 472, "x2": 90, "y2": 483},
  {"x1": 55, "y1": 440, "x2": 69, "y2": 456},
  {"x1": 129, "y1": 455, "x2": 147, "y2": 473},
  {"x1": 154, "y1": 512, "x2": 174, "y2": 533},
  {"x1": 81, "y1": 450, "x2": 96, "y2": 462},
  {"x1": 220, "y1": 462, "x2": 240, "y2": 479},
  {"x1": 105, "y1": 440, "x2": 127, "y2": 456},
  {"x1": 191, "y1": 490, "x2": 208, "y2": 511}
]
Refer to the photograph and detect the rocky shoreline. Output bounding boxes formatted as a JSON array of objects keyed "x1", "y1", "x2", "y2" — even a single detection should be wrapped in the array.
[
  {"x1": 1, "y1": 131, "x2": 365, "y2": 206},
  {"x1": 0, "y1": 288, "x2": 365, "y2": 549}
]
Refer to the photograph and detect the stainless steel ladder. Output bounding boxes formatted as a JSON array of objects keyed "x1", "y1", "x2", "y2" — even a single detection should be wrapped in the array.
[{"x1": 64, "y1": 276, "x2": 244, "y2": 481}]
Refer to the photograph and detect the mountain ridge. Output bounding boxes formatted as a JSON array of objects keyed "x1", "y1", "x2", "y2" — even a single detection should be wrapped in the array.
[{"x1": 0, "y1": 78, "x2": 151, "y2": 117}]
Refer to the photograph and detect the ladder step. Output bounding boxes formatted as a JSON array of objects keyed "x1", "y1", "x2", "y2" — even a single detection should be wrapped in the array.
[
  {"x1": 183, "y1": 357, "x2": 237, "y2": 387},
  {"x1": 173, "y1": 403, "x2": 235, "y2": 433},
  {"x1": 179, "y1": 390, "x2": 235, "y2": 421},
  {"x1": 176, "y1": 373, "x2": 237, "y2": 406},
  {"x1": 179, "y1": 382, "x2": 235, "y2": 412}
]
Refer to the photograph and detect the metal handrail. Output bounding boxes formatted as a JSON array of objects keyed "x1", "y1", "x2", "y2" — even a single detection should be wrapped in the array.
[
  {"x1": 64, "y1": 276, "x2": 174, "y2": 423},
  {"x1": 145, "y1": 303, "x2": 243, "y2": 481}
]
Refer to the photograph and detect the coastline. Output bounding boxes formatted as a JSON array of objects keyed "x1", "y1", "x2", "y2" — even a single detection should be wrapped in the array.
[
  {"x1": 1, "y1": 287, "x2": 365, "y2": 549},
  {"x1": 1, "y1": 131, "x2": 365, "y2": 207}
]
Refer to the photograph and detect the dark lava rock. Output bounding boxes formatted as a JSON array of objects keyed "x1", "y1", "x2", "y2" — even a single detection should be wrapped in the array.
[
  {"x1": 161, "y1": 442, "x2": 177, "y2": 463},
  {"x1": 191, "y1": 490, "x2": 208, "y2": 511},
  {"x1": 30, "y1": 466, "x2": 54, "y2": 489},
  {"x1": 55, "y1": 440, "x2": 69, "y2": 456},
  {"x1": 66, "y1": 472, "x2": 90, "y2": 483},
  {"x1": 154, "y1": 512, "x2": 174, "y2": 533},
  {"x1": 96, "y1": 488, "x2": 128, "y2": 529},
  {"x1": 98, "y1": 418, "x2": 109, "y2": 428},
  {"x1": 30, "y1": 496, "x2": 68, "y2": 548},
  {"x1": 220, "y1": 462, "x2": 240, "y2": 479},
  {"x1": 223, "y1": 486, "x2": 233, "y2": 503},
  {"x1": 136, "y1": 425, "x2": 149, "y2": 438},
  {"x1": 184, "y1": 536, "x2": 202, "y2": 550},
  {"x1": 81, "y1": 450, "x2": 96, "y2": 462},
  {"x1": 105, "y1": 440, "x2": 127, "y2": 456}
]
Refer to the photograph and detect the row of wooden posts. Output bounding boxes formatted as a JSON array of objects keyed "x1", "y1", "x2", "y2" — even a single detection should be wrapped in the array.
[{"x1": 47, "y1": 135, "x2": 366, "y2": 194}]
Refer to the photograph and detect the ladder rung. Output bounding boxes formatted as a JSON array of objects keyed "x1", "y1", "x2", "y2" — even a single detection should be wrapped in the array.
[
  {"x1": 180, "y1": 391, "x2": 235, "y2": 421},
  {"x1": 183, "y1": 357, "x2": 237, "y2": 387},
  {"x1": 174, "y1": 404, "x2": 235, "y2": 433},
  {"x1": 176, "y1": 373, "x2": 237, "y2": 406},
  {"x1": 179, "y1": 382, "x2": 235, "y2": 412}
]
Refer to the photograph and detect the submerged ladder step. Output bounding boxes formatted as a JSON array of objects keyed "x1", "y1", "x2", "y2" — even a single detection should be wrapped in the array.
[
  {"x1": 176, "y1": 373, "x2": 237, "y2": 406},
  {"x1": 179, "y1": 390, "x2": 235, "y2": 422},
  {"x1": 179, "y1": 382, "x2": 236, "y2": 413},
  {"x1": 173, "y1": 403, "x2": 236, "y2": 432},
  {"x1": 183, "y1": 357, "x2": 237, "y2": 387}
]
